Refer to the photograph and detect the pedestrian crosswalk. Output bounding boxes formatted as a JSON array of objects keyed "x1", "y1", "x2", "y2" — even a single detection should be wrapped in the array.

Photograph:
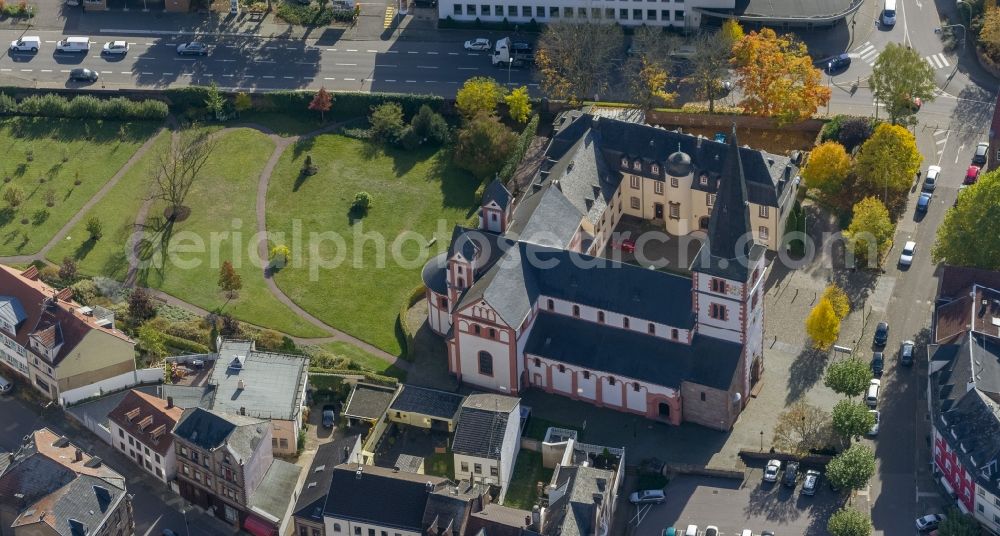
[
  {"x1": 925, "y1": 53, "x2": 951, "y2": 69},
  {"x1": 852, "y1": 41, "x2": 880, "y2": 65}
]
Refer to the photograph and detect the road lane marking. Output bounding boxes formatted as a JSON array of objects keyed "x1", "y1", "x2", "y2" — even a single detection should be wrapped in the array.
[
  {"x1": 405, "y1": 79, "x2": 416, "y2": 82},
  {"x1": 346, "y1": 49, "x2": 357, "y2": 52},
  {"x1": 384, "y1": 79, "x2": 396, "y2": 82},
  {"x1": 140, "y1": 71, "x2": 153, "y2": 75},
  {"x1": 295, "y1": 61, "x2": 314, "y2": 64},
  {"x1": 375, "y1": 64, "x2": 397, "y2": 67},
  {"x1": 385, "y1": 50, "x2": 398, "y2": 53},
  {"x1": 363, "y1": 78, "x2": 373, "y2": 82},
  {"x1": 120, "y1": 71, "x2": 131, "y2": 74},
  {"x1": 367, "y1": 49, "x2": 378, "y2": 53},
  {"x1": 0, "y1": 69, "x2": 9, "y2": 72},
  {"x1": 425, "y1": 80, "x2": 437, "y2": 83},
  {"x1": 466, "y1": 53, "x2": 480, "y2": 57},
  {"x1": 448, "y1": 52, "x2": 459, "y2": 55},
  {"x1": 407, "y1": 51, "x2": 419, "y2": 54},
  {"x1": 265, "y1": 46, "x2": 277, "y2": 50},
  {"x1": 417, "y1": 65, "x2": 438, "y2": 69},
  {"x1": 955, "y1": 144, "x2": 965, "y2": 164},
  {"x1": 20, "y1": 69, "x2": 31, "y2": 72},
  {"x1": 163, "y1": 72, "x2": 174, "y2": 75},
  {"x1": 335, "y1": 63, "x2": 357, "y2": 66},
  {"x1": 457, "y1": 67, "x2": 478, "y2": 70},
  {"x1": 40, "y1": 69, "x2": 52, "y2": 72},
  {"x1": 262, "y1": 75, "x2": 275, "y2": 78},
  {"x1": 326, "y1": 48, "x2": 337, "y2": 51},
  {"x1": 283, "y1": 76, "x2": 295, "y2": 79},
  {"x1": 426, "y1": 51, "x2": 438, "y2": 55},
  {"x1": 44, "y1": 40, "x2": 56, "y2": 43},
  {"x1": 216, "y1": 59, "x2": 236, "y2": 62},
  {"x1": 222, "y1": 74, "x2": 234, "y2": 77},
  {"x1": 324, "y1": 77, "x2": 336, "y2": 80},
  {"x1": 344, "y1": 77, "x2": 356, "y2": 81}
]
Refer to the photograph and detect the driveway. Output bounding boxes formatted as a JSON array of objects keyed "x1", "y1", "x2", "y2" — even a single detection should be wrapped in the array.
[{"x1": 632, "y1": 475, "x2": 844, "y2": 536}]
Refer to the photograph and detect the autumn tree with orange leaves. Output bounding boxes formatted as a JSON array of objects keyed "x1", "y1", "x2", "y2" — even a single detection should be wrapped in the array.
[{"x1": 731, "y1": 28, "x2": 831, "y2": 125}]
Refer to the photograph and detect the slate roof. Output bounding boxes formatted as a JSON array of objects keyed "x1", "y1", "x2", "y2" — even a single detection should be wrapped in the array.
[
  {"x1": 508, "y1": 185, "x2": 585, "y2": 249},
  {"x1": 293, "y1": 434, "x2": 362, "y2": 522},
  {"x1": 482, "y1": 178, "x2": 512, "y2": 210},
  {"x1": 548, "y1": 465, "x2": 615, "y2": 536},
  {"x1": 343, "y1": 383, "x2": 398, "y2": 421},
  {"x1": 158, "y1": 384, "x2": 217, "y2": 410},
  {"x1": 452, "y1": 394, "x2": 519, "y2": 460},
  {"x1": 524, "y1": 312, "x2": 742, "y2": 391},
  {"x1": 389, "y1": 384, "x2": 465, "y2": 421},
  {"x1": 172, "y1": 407, "x2": 268, "y2": 464},
  {"x1": 466, "y1": 503, "x2": 536, "y2": 536},
  {"x1": 208, "y1": 341, "x2": 309, "y2": 421},
  {"x1": 107, "y1": 390, "x2": 184, "y2": 456},
  {"x1": 12, "y1": 474, "x2": 125, "y2": 536},
  {"x1": 0, "y1": 295, "x2": 27, "y2": 324},
  {"x1": 323, "y1": 464, "x2": 447, "y2": 531},
  {"x1": 247, "y1": 459, "x2": 301, "y2": 521},
  {"x1": 422, "y1": 252, "x2": 450, "y2": 295}
]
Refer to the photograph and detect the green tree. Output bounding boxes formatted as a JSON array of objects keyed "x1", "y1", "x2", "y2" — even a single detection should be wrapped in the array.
[
  {"x1": 352, "y1": 191, "x2": 373, "y2": 213},
  {"x1": 832, "y1": 399, "x2": 877, "y2": 439},
  {"x1": 85, "y1": 216, "x2": 103, "y2": 241},
  {"x1": 628, "y1": 57, "x2": 677, "y2": 112},
  {"x1": 127, "y1": 287, "x2": 156, "y2": 326},
  {"x1": 855, "y1": 124, "x2": 922, "y2": 209},
  {"x1": 536, "y1": 22, "x2": 625, "y2": 102},
  {"x1": 234, "y1": 92, "x2": 253, "y2": 114},
  {"x1": 409, "y1": 105, "x2": 449, "y2": 145},
  {"x1": 204, "y1": 82, "x2": 226, "y2": 121},
  {"x1": 846, "y1": 196, "x2": 895, "y2": 266},
  {"x1": 3, "y1": 186, "x2": 23, "y2": 208},
  {"x1": 772, "y1": 401, "x2": 833, "y2": 456},
  {"x1": 828, "y1": 508, "x2": 872, "y2": 536},
  {"x1": 58, "y1": 257, "x2": 78, "y2": 282},
  {"x1": 806, "y1": 297, "x2": 840, "y2": 350},
  {"x1": 826, "y1": 443, "x2": 876, "y2": 493},
  {"x1": 932, "y1": 170, "x2": 1000, "y2": 270},
  {"x1": 270, "y1": 244, "x2": 291, "y2": 265},
  {"x1": 504, "y1": 86, "x2": 532, "y2": 124},
  {"x1": 937, "y1": 508, "x2": 982, "y2": 536},
  {"x1": 455, "y1": 77, "x2": 506, "y2": 119},
  {"x1": 453, "y1": 112, "x2": 517, "y2": 180},
  {"x1": 138, "y1": 324, "x2": 167, "y2": 361},
  {"x1": 824, "y1": 357, "x2": 873, "y2": 398},
  {"x1": 217, "y1": 260, "x2": 243, "y2": 299},
  {"x1": 690, "y1": 33, "x2": 732, "y2": 113},
  {"x1": 369, "y1": 102, "x2": 405, "y2": 144},
  {"x1": 309, "y1": 87, "x2": 334, "y2": 122},
  {"x1": 870, "y1": 43, "x2": 937, "y2": 125},
  {"x1": 719, "y1": 18, "x2": 745, "y2": 48},
  {"x1": 823, "y1": 284, "x2": 851, "y2": 319},
  {"x1": 801, "y1": 141, "x2": 852, "y2": 198}
]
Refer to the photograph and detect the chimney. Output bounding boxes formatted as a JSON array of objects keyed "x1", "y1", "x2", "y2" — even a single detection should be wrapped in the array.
[
  {"x1": 592, "y1": 493, "x2": 603, "y2": 506},
  {"x1": 524, "y1": 516, "x2": 531, "y2": 527},
  {"x1": 166, "y1": 396, "x2": 174, "y2": 409},
  {"x1": 239, "y1": 407, "x2": 246, "y2": 416},
  {"x1": 425, "y1": 481, "x2": 434, "y2": 492},
  {"x1": 355, "y1": 466, "x2": 363, "y2": 480},
  {"x1": 531, "y1": 505, "x2": 541, "y2": 529},
  {"x1": 74, "y1": 449, "x2": 82, "y2": 462},
  {"x1": 237, "y1": 379, "x2": 245, "y2": 391}
]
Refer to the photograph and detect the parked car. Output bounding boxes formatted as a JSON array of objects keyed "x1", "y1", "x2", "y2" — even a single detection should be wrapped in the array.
[
  {"x1": 866, "y1": 378, "x2": 881, "y2": 408},
  {"x1": 68, "y1": 68, "x2": 98, "y2": 82},
  {"x1": 705, "y1": 527, "x2": 719, "y2": 536},
  {"x1": 763, "y1": 459, "x2": 781, "y2": 482},
  {"x1": 761, "y1": 532, "x2": 775, "y2": 536},
  {"x1": 322, "y1": 404, "x2": 336, "y2": 428},
  {"x1": 56, "y1": 36, "x2": 90, "y2": 53},
  {"x1": 973, "y1": 142, "x2": 989, "y2": 165},
  {"x1": 871, "y1": 351, "x2": 884, "y2": 376},
  {"x1": 102, "y1": 40, "x2": 129, "y2": 55},
  {"x1": 0, "y1": 375, "x2": 13, "y2": 394},
  {"x1": 868, "y1": 410, "x2": 880, "y2": 436},
  {"x1": 826, "y1": 53, "x2": 851, "y2": 73},
  {"x1": 464, "y1": 38, "x2": 491, "y2": 51},
  {"x1": 923, "y1": 165, "x2": 940, "y2": 192},
  {"x1": 176, "y1": 42, "x2": 209, "y2": 56},
  {"x1": 613, "y1": 237, "x2": 637, "y2": 253},
  {"x1": 783, "y1": 461, "x2": 799, "y2": 488},
  {"x1": 9, "y1": 36, "x2": 40, "y2": 53},
  {"x1": 802, "y1": 470, "x2": 820, "y2": 496},
  {"x1": 964, "y1": 165, "x2": 981, "y2": 185},
  {"x1": 916, "y1": 514, "x2": 945, "y2": 531},
  {"x1": 162, "y1": 530, "x2": 178, "y2": 536},
  {"x1": 684, "y1": 526, "x2": 698, "y2": 536},
  {"x1": 900, "y1": 340, "x2": 915, "y2": 366},
  {"x1": 630, "y1": 489, "x2": 666, "y2": 504},
  {"x1": 916, "y1": 192, "x2": 932, "y2": 213},
  {"x1": 662, "y1": 528, "x2": 676, "y2": 536},
  {"x1": 899, "y1": 240, "x2": 916, "y2": 267},
  {"x1": 874, "y1": 321, "x2": 889, "y2": 346}
]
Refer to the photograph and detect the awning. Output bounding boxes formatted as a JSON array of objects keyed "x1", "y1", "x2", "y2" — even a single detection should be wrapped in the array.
[
  {"x1": 243, "y1": 515, "x2": 276, "y2": 536},
  {"x1": 939, "y1": 476, "x2": 956, "y2": 497}
]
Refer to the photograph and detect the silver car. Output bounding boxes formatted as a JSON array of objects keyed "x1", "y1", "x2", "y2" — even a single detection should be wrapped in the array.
[
  {"x1": 176, "y1": 42, "x2": 209, "y2": 56},
  {"x1": 102, "y1": 40, "x2": 129, "y2": 55}
]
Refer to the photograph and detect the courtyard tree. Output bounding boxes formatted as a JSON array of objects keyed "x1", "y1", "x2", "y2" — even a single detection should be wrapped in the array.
[
  {"x1": 870, "y1": 43, "x2": 937, "y2": 125},
  {"x1": 824, "y1": 357, "x2": 873, "y2": 398},
  {"x1": 536, "y1": 22, "x2": 625, "y2": 102},
  {"x1": 456, "y1": 77, "x2": 506, "y2": 119},
  {"x1": 504, "y1": 86, "x2": 532, "y2": 124},
  {"x1": 831, "y1": 399, "x2": 877, "y2": 440},
  {"x1": 453, "y1": 112, "x2": 517, "y2": 180},
  {"x1": 837, "y1": 116, "x2": 876, "y2": 153},
  {"x1": 845, "y1": 196, "x2": 895, "y2": 267},
  {"x1": 731, "y1": 28, "x2": 831, "y2": 125},
  {"x1": 86, "y1": 216, "x2": 103, "y2": 241},
  {"x1": 806, "y1": 297, "x2": 840, "y2": 350},
  {"x1": 826, "y1": 443, "x2": 876, "y2": 492},
  {"x1": 823, "y1": 283, "x2": 850, "y2": 319},
  {"x1": 828, "y1": 508, "x2": 872, "y2": 536},
  {"x1": 932, "y1": 170, "x2": 1000, "y2": 270},
  {"x1": 937, "y1": 508, "x2": 982, "y2": 536},
  {"x1": 801, "y1": 141, "x2": 851, "y2": 198},
  {"x1": 772, "y1": 401, "x2": 833, "y2": 456},
  {"x1": 855, "y1": 121, "x2": 922, "y2": 211},
  {"x1": 218, "y1": 260, "x2": 243, "y2": 299},
  {"x1": 369, "y1": 102, "x2": 405, "y2": 144},
  {"x1": 690, "y1": 33, "x2": 732, "y2": 113},
  {"x1": 152, "y1": 129, "x2": 216, "y2": 220},
  {"x1": 309, "y1": 87, "x2": 334, "y2": 122}
]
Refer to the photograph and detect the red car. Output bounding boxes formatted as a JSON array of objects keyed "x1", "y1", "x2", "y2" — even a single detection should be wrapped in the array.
[
  {"x1": 613, "y1": 238, "x2": 636, "y2": 253},
  {"x1": 965, "y1": 165, "x2": 981, "y2": 185}
]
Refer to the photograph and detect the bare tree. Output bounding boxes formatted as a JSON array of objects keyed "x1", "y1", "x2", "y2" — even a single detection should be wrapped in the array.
[
  {"x1": 625, "y1": 26, "x2": 681, "y2": 111},
  {"x1": 772, "y1": 401, "x2": 835, "y2": 456},
  {"x1": 536, "y1": 22, "x2": 625, "y2": 103},
  {"x1": 152, "y1": 130, "x2": 217, "y2": 220},
  {"x1": 689, "y1": 32, "x2": 732, "y2": 113}
]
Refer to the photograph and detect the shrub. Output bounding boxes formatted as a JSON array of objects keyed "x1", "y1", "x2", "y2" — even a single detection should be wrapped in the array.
[
  {"x1": 67, "y1": 95, "x2": 103, "y2": 118},
  {"x1": 160, "y1": 332, "x2": 211, "y2": 354},
  {"x1": 0, "y1": 93, "x2": 17, "y2": 114},
  {"x1": 5, "y1": 93, "x2": 168, "y2": 120},
  {"x1": 369, "y1": 102, "x2": 405, "y2": 144},
  {"x1": 162, "y1": 320, "x2": 211, "y2": 345},
  {"x1": 499, "y1": 114, "x2": 539, "y2": 182},
  {"x1": 352, "y1": 191, "x2": 373, "y2": 212},
  {"x1": 71, "y1": 279, "x2": 99, "y2": 305}
]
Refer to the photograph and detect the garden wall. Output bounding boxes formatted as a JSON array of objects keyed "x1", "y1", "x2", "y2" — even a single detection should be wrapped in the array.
[{"x1": 60, "y1": 367, "x2": 163, "y2": 406}]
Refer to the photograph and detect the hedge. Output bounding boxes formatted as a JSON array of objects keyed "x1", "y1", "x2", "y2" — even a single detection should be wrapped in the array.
[
  {"x1": 309, "y1": 368, "x2": 399, "y2": 386},
  {"x1": 0, "y1": 93, "x2": 168, "y2": 120},
  {"x1": 398, "y1": 283, "x2": 426, "y2": 361},
  {"x1": 161, "y1": 332, "x2": 211, "y2": 354},
  {"x1": 499, "y1": 114, "x2": 539, "y2": 183}
]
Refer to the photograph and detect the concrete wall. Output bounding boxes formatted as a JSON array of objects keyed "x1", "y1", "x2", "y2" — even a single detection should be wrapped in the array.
[
  {"x1": 270, "y1": 418, "x2": 298, "y2": 456},
  {"x1": 498, "y1": 403, "x2": 521, "y2": 502},
  {"x1": 60, "y1": 367, "x2": 162, "y2": 406},
  {"x1": 680, "y1": 381, "x2": 735, "y2": 431},
  {"x1": 243, "y1": 424, "x2": 274, "y2": 498},
  {"x1": 55, "y1": 330, "x2": 136, "y2": 394}
]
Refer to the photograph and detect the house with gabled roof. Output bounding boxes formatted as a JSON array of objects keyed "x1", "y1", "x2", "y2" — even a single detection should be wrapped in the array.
[
  {"x1": 107, "y1": 389, "x2": 184, "y2": 484},
  {"x1": 451, "y1": 394, "x2": 521, "y2": 503}
]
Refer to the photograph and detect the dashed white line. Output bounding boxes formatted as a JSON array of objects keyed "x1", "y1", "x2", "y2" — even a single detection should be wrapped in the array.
[
  {"x1": 363, "y1": 78, "x2": 373, "y2": 82},
  {"x1": 405, "y1": 79, "x2": 417, "y2": 82},
  {"x1": 425, "y1": 80, "x2": 437, "y2": 83},
  {"x1": 295, "y1": 61, "x2": 314, "y2": 65},
  {"x1": 367, "y1": 49, "x2": 378, "y2": 53},
  {"x1": 44, "y1": 40, "x2": 56, "y2": 43},
  {"x1": 19, "y1": 69, "x2": 32, "y2": 72},
  {"x1": 265, "y1": 46, "x2": 278, "y2": 50},
  {"x1": 40, "y1": 69, "x2": 52, "y2": 73},
  {"x1": 216, "y1": 59, "x2": 237, "y2": 62},
  {"x1": 344, "y1": 77, "x2": 356, "y2": 81},
  {"x1": 417, "y1": 65, "x2": 438, "y2": 69},
  {"x1": 222, "y1": 74, "x2": 235, "y2": 77},
  {"x1": 407, "y1": 51, "x2": 419, "y2": 54},
  {"x1": 384, "y1": 78, "x2": 396, "y2": 82},
  {"x1": 457, "y1": 67, "x2": 478, "y2": 70},
  {"x1": 375, "y1": 64, "x2": 397, "y2": 68},
  {"x1": 262, "y1": 75, "x2": 276, "y2": 79},
  {"x1": 100, "y1": 70, "x2": 112, "y2": 74},
  {"x1": 335, "y1": 63, "x2": 357, "y2": 66},
  {"x1": 1, "y1": 68, "x2": 12, "y2": 72},
  {"x1": 283, "y1": 76, "x2": 295, "y2": 79},
  {"x1": 163, "y1": 72, "x2": 174, "y2": 75},
  {"x1": 165, "y1": 42, "x2": 177, "y2": 46},
  {"x1": 324, "y1": 77, "x2": 336, "y2": 80},
  {"x1": 346, "y1": 49, "x2": 358, "y2": 52},
  {"x1": 426, "y1": 51, "x2": 438, "y2": 55},
  {"x1": 140, "y1": 71, "x2": 153, "y2": 75},
  {"x1": 385, "y1": 50, "x2": 398, "y2": 54},
  {"x1": 448, "y1": 52, "x2": 459, "y2": 55},
  {"x1": 120, "y1": 71, "x2": 131, "y2": 74},
  {"x1": 326, "y1": 48, "x2": 337, "y2": 51}
]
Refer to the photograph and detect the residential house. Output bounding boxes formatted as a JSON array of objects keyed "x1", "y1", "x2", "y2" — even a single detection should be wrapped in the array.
[
  {"x1": 451, "y1": 394, "x2": 521, "y2": 502},
  {"x1": 0, "y1": 428, "x2": 134, "y2": 536},
  {"x1": 171, "y1": 407, "x2": 301, "y2": 536},
  {"x1": 422, "y1": 119, "x2": 770, "y2": 431},
  {"x1": 387, "y1": 384, "x2": 465, "y2": 433},
  {"x1": 323, "y1": 464, "x2": 449, "y2": 536},
  {"x1": 292, "y1": 434, "x2": 362, "y2": 536},
  {"x1": 0, "y1": 264, "x2": 135, "y2": 401},
  {"x1": 107, "y1": 389, "x2": 184, "y2": 484}
]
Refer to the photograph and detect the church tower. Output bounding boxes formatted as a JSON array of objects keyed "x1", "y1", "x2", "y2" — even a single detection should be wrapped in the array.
[{"x1": 692, "y1": 131, "x2": 767, "y2": 402}]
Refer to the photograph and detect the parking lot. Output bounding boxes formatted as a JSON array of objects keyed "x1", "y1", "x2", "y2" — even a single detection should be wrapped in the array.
[{"x1": 632, "y1": 473, "x2": 844, "y2": 536}]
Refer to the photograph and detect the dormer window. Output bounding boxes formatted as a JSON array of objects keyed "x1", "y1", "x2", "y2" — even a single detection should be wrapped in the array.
[
  {"x1": 651, "y1": 164, "x2": 659, "y2": 175},
  {"x1": 621, "y1": 157, "x2": 629, "y2": 168},
  {"x1": 633, "y1": 160, "x2": 642, "y2": 171},
  {"x1": 700, "y1": 175, "x2": 708, "y2": 186}
]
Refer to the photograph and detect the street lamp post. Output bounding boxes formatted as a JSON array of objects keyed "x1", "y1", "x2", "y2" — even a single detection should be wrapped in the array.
[
  {"x1": 760, "y1": 430, "x2": 764, "y2": 452},
  {"x1": 182, "y1": 507, "x2": 191, "y2": 536}
]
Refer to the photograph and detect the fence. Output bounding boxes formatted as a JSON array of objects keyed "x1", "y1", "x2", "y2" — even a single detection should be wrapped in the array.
[
  {"x1": 60, "y1": 367, "x2": 163, "y2": 407},
  {"x1": 67, "y1": 409, "x2": 113, "y2": 445}
]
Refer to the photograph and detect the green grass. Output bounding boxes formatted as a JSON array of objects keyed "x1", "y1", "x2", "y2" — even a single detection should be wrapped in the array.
[
  {"x1": 425, "y1": 450, "x2": 454, "y2": 478},
  {"x1": 136, "y1": 128, "x2": 327, "y2": 338},
  {"x1": 319, "y1": 341, "x2": 408, "y2": 380},
  {"x1": 238, "y1": 111, "x2": 335, "y2": 138},
  {"x1": 47, "y1": 129, "x2": 170, "y2": 273},
  {"x1": 266, "y1": 135, "x2": 478, "y2": 355},
  {"x1": 523, "y1": 417, "x2": 583, "y2": 442},
  {"x1": 0, "y1": 118, "x2": 159, "y2": 256},
  {"x1": 504, "y1": 450, "x2": 553, "y2": 509}
]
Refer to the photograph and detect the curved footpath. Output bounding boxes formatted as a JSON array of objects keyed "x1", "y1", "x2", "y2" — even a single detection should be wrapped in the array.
[{"x1": 0, "y1": 118, "x2": 411, "y2": 373}]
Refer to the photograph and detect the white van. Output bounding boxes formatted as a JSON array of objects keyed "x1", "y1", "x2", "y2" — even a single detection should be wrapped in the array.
[
  {"x1": 9, "y1": 36, "x2": 40, "y2": 53},
  {"x1": 882, "y1": 0, "x2": 896, "y2": 26},
  {"x1": 866, "y1": 379, "x2": 881, "y2": 408},
  {"x1": 56, "y1": 36, "x2": 91, "y2": 53},
  {"x1": 0, "y1": 375, "x2": 13, "y2": 394}
]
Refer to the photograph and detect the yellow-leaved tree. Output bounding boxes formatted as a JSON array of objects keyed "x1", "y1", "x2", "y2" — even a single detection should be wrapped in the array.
[
  {"x1": 455, "y1": 77, "x2": 506, "y2": 120},
  {"x1": 806, "y1": 297, "x2": 840, "y2": 350},
  {"x1": 801, "y1": 141, "x2": 851, "y2": 197},
  {"x1": 504, "y1": 86, "x2": 531, "y2": 124},
  {"x1": 720, "y1": 18, "x2": 744, "y2": 48},
  {"x1": 822, "y1": 284, "x2": 850, "y2": 320},
  {"x1": 845, "y1": 196, "x2": 895, "y2": 267},
  {"x1": 855, "y1": 123, "x2": 922, "y2": 214}
]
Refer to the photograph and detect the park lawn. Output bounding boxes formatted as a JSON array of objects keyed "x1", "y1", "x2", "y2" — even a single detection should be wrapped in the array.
[
  {"x1": 266, "y1": 135, "x2": 477, "y2": 355},
  {"x1": 138, "y1": 128, "x2": 327, "y2": 338},
  {"x1": 318, "y1": 341, "x2": 407, "y2": 380},
  {"x1": 46, "y1": 129, "x2": 171, "y2": 275},
  {"x1": 0, "y1": 118, "x2": 159, "y2": 256}
]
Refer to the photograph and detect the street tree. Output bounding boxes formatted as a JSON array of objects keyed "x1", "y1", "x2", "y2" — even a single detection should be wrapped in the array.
[
  {"x1": 689, "y1": 33, "x2": 732, "y2": 113},
  {"x1": 86, "y1": 216, "x2": 103, "y2": 241},
  {"x1": 823, "y1": 283, "x2": 850, "y2": 319},
  {"x1": 932, "y1": 170, "x2": 1000, "y2": 270},
  {"x1": 845, "y1": 196, "x2": 895, "y2": 267},
  {"x1": 218, "y1": 260, "x2": 243, "y2": 299},
  {"x1": 772, "y1": 401, "x2": 833, "y2": 456},
  {"x1": 824, "y1": 357, "x2": 873, "y2": 397},
  {"x1": 504, "y1": 86, "x2": 532, "y2": 124},
  {"x1": 3, "y1": 186, "x2": 23, "y2": 208},
  {"x1": 731, "y1": 28, "x2": 831, "y2": 125},
  {"x1": 453, "y1": 112, "x2": 517, "y2": 180},
  {"x1": 369, "y1": 102, "x2": 405, "y2": 144},
  {"x1": 870, "y1": 43, "x2": 937, "y2": 125},
  {"x1": 826, "y1": 443, "x2": 876, "y2": 492},
  {"x1": 309, "y1": 87, "x2": 334, "y2": 122},
  {"x1": 827, "y1": 508, "x2": 872, "y2": 536},
  {"x1": 937, "y1": 508, "x2": 982, "y2": 536},
  {"x1": 456, "y1": 77, "x2": 506, "y2": 119},
  {"x1": 806, "y1": 297, "x2": 840, "y2": 350},
  {"x1": 855, "y1": 123, "x2": 922, "y2": 210},
  {"x1": 536, "y1": 22, "x2": 624, "y2": 102},
  {"x1": 981, "y1": 8, "x2": 1000, "y2": 61},
  {"x1": 832, "y1": 399, "x2": 877, "y2": 439},
  {"x1": 152, "y1": 129, "x2": 216, "y2": 220},
  {"x1": 801, "y1": 141, "x2": 851, "y2": 198}
]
